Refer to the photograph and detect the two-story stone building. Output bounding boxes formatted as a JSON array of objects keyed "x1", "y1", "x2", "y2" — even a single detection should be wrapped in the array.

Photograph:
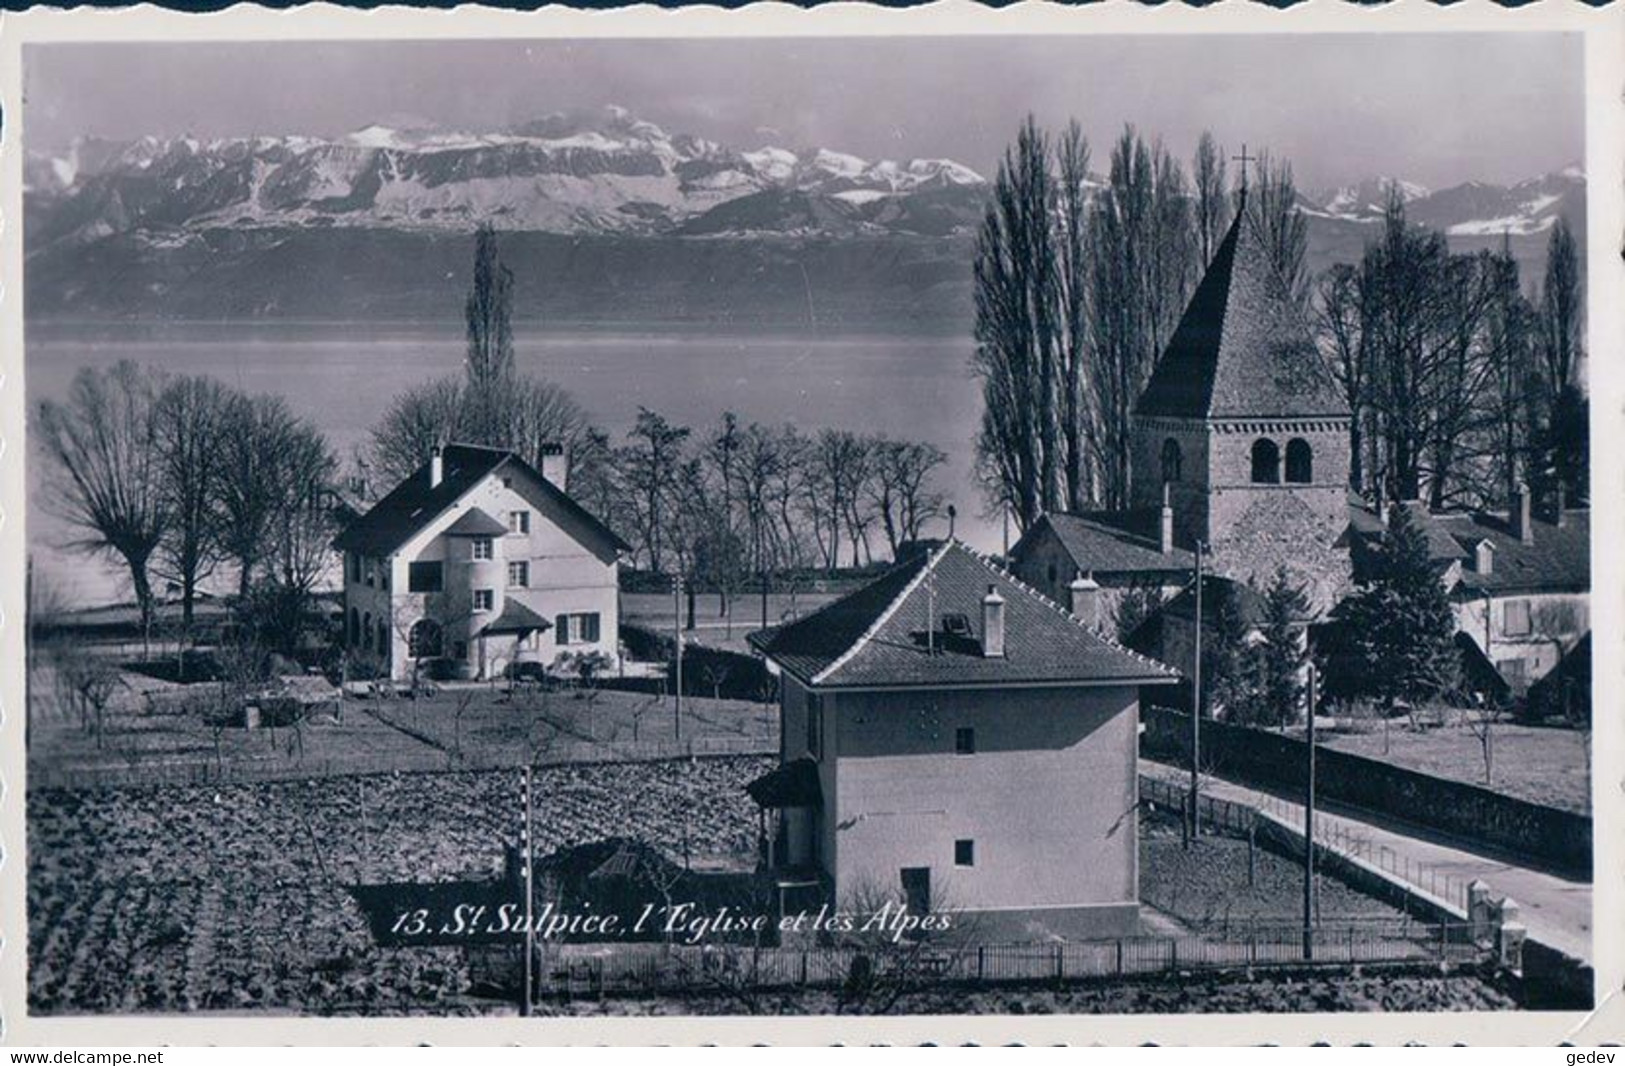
[
  {"x1": 746, "y1": 541, "x2": 1178, "y2": 939},
  {"x1": 332, "y1": 443, "x2": 628, "y2": 682}
]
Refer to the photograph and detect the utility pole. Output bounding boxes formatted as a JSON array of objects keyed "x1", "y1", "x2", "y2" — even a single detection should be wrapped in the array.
[
  {"x1": 520, "y1": 763, "x2": 534, "y2": 1015},
  {"x1": 673, "y1": 573, "x2": 684, "y2": 741},
  {"x1": 1189, "y1": 540, "x2": 1205, "y2": 845},
  {"x1": 1303, "y1": 663, "x2": 1319, "y2": 961}
]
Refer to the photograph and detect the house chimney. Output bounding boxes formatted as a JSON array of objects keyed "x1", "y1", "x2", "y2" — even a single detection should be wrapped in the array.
[
  {"x1": 539, "y1": 441, "x2": 568, "y2": 491},
  {"x1": 429, "y1": 450, "x2": 444, "y2": 489},
  {"x1": 1069, "y1": 572, "x2": 1102, "y2": 631},
  {"x1": 981, "y1": 584, "x2": 1006, "y2": 659},
  {"x1": 1512, "y1": 484, "x2": 1532, "y2": 545},
  {"x1": 1160, "y1": 482, "x2": 1175, "y2": 555},
  {"x1": 1475, "y1": 539, "x2": 1495, "y2": 576}
]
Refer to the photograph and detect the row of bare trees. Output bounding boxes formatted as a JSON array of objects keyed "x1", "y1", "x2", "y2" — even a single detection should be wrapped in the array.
[
  {"x1": 972, "y1": 120, "x2": 1306, "y2": 528},
  {"x1": 585, "y1": 410, "x2": 947, "y2": 586},
  {"x1": 1316, "y1": 198, "x2": 1586, "y2": 513},
  {"x1": 36, "y1": 361, "x2": 339, "y2": 658}
]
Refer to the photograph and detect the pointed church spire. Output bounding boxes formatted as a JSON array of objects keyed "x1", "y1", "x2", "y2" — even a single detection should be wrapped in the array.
[{"x1": 1134, "y1": 201, "x2": 1347, "y2": 422}]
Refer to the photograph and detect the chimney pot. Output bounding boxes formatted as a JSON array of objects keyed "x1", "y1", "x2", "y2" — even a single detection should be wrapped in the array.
[
  {"x1": 1512, "y1": 484, "x2": 1532, "y2": 545},
  {"x1": 1475, "y1": 540, "x2": 1495, "y2": 576},
  {"x1": 982, "y1": 583, "x2": 1006, "y2": 659},
  {"x1": 1069, "y1": 572, "x2": 1102, "y2": 631},
  {"x1": 1160, "y1": 485, "x2": 1175, "y2": 555},
  {"x1": 430, "y1": 450, "x2": 444, "y2": 489},
  {"x1": 539, "y1": 441, "x2": 568, "y2": 492}
]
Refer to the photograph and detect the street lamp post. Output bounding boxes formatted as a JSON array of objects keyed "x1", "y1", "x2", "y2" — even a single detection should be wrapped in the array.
[
  {"x1": 1303, "y1": 662, "x2": 1319, "y2": 960},
  {"x1": 1189, "y1": 540, "x2": 1206, "y2": 845},
  {"x1": 673, "y1": 573, "x2": 684, "y2": 741}
]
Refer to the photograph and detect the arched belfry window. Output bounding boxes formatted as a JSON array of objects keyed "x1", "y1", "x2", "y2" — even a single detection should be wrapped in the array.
[
  {"x1": 1285, "y1": 438, "x2": 1313, "y2": 484},
  {"x1": 1161, "y1": 438, "x2": 1183, "y2": 484},
  {"x1": 1250, "y1": 439, "x2": 1281, "y2": 484},
  {"x1": 409, "y1": 619, "x2": 444, "y2": 659}
]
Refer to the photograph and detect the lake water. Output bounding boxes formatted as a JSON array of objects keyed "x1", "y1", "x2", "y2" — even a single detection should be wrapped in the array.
[{"x1": 25, "y1": 321, "x2": 992, "y2": 606}]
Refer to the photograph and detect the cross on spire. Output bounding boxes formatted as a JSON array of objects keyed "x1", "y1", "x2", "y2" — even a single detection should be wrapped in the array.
[{"x1": 1233, "y1": 143, "x2": 1257, "y2": 193}]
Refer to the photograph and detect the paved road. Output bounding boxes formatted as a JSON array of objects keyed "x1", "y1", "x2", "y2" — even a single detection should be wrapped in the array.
[{"x1": 1141, "y1": 759, "x2": 1594, "y2": 962}]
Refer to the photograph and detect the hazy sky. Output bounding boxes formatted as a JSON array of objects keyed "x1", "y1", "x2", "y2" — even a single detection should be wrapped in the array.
[{"x1": 24, "y1": 34, "x2": 1583, "y2": 189}]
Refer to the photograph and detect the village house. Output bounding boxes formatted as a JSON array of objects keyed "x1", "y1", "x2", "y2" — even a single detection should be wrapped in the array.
[
  {"x1": 332, "y1": 443, "x2": 628, "y2": 682},
  {"x1": 1348, "y1": 493, "x2": 1590, "y2": 697},
  {"x1": 746, "y1": 541, "x2": 1179, "y2": 940}
]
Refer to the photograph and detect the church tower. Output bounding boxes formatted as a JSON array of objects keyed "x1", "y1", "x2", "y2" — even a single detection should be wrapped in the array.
[{"x1": 1131, "y1": 194, "x2": 1352, "y2": 609}]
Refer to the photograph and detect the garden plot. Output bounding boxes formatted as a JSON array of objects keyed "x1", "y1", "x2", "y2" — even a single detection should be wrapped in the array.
[
  {"x1": 27, "y1": 756, "x2": 773, "y2": 1015},
  {"x1": 1139, "y1": 812, "x2": 1408, "y2": 928}
]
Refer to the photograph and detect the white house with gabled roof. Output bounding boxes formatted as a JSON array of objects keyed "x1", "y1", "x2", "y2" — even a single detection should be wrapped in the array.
[{"x1": 332, "y1": 443, "x2": 629, "y2": 682}]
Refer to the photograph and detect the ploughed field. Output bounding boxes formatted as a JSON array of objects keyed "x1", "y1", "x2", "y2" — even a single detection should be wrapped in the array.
[{"x1": 26, "y1": 756, "x2": 772, "y2": 1014}]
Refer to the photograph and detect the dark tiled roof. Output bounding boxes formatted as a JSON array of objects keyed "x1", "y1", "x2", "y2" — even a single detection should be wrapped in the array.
[
  {"x1": 1014, "y1": 510, "x2": 1195, "y2": 577},
  {"x1": 333, "y1": 445, "x2": 507, "y2": 555},
  {"x1": 443, "y1": 507, "x2": 510, "y2": 537},
  {"x1": 748, "y1": 541, "x2": 1179, "y2": 689},
  {"x1": 1137, "y1": 201, "x2": 1349, "y2": 421},
  {"x1": 1436, "y1": 510, "x2": 1590, "y2": 596},
  {"x1": 745, "y1": 758, "x2": 823, "y2": 808},
  {"x1": 332, "y1": 443, "x2": 629, "y2": 561},
  {"x1": 1348, "y1": 499, "x2": 1589, "y2": 596},
  {"x1": 481, "y1": 598, "x2": 552, "y2": 636}
]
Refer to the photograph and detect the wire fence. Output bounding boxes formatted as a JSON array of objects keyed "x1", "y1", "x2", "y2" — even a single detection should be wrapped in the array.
[
  {"x1": 516, "y1": 919, "x2": 1488, "y2": 1000},
  {"x1": 1140, "y1": 774, "x2": 1473, "y2": 914}
]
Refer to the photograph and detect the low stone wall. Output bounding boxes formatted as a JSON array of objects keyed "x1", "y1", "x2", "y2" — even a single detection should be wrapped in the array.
[{"x1": 1142, "y1": 708, "x2": 1591, "y2": 877}]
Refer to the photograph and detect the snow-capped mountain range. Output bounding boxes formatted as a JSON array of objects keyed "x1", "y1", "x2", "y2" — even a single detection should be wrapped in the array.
[
  {"x1": 21, "y1": 107, "x2": 1585, "y2": 325},
  {"x1": 24, "y1": 105, "x2": 989, "y2": 247},
  {"x1": 26, "y1": 105, "x2": 1582, "y2": 247}
]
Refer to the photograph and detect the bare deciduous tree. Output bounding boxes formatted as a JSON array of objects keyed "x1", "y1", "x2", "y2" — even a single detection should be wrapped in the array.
[{"x1": 36, "y1": 361, "x2": 170, "y2": 654}]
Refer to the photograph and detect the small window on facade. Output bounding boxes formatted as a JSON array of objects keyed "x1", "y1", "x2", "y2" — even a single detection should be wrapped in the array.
[
  {"x1": 806, "y1": 695, "x2": 824, "y2": 760},
  {"x1": 377, "y1": 621, "x2": 388, "y2": 658},
  {"x1": 408, "y1": 619, "x2": 443, "y2": 659},
  {"x1": 348, "y1": 608, "x2": 361, "y2": 646},
  {"x1": 555, "y1": 613, "x2": 570, "y2": 644},
  {"x1": 508, "y1": 561, "x2": 529, "y2": 588},
  {"x1": 954, "y1": 839, "x2": 975, "y2": 867},
  {"x1": 472, "y1": 537, "x2": 493, "y2": 561},
  {"x1": 509, "y1": 510, "x2": 530, "y2": 535},
  {"x1": 1285, "y1": 438, "x2": 1313, "y2": 484},
  {"x1": 473, "y1": 588, "x2": 494, "y2": 612},
  {"x1": 577, "y1": 612, "x2": 601, "y2": 643},
  {"x1": 364, "y1": 557, "x2": 375, "y2": 587},
  {"x1": 501, "y1": 476, "x2": 513, "y2": 489},
  {"x1": 349, "y1": 554, "x2": 361, "y2": 584},
  {"x1": 1161, "y1": 437, "x2": 1183, "y2": 483},
  {"x1": 1250, "y1": 439, "x2": 1281, "y2": 484},
  {"x1": 955, "y1": 727, "x2": 976, "y2": 755},
  {"x1": 378, "y1": 565, "x2": 388, "y2": 590},
  {"x1": 1047, "y1": 562, "x2": 1058, "y2": 588},
  {"x1": 362, "y1": 611, "x2": 373, "y2": 649},
  {"x1": 1503, "y1": 600, "x2": 1532, "y2": 637},
  {"x1": 408, "y1": 561, "x2": 443, "y2": 593}
]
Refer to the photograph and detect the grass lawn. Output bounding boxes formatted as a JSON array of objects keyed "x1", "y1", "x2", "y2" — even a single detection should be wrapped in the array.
[
  {"x1": 28, "y1": 661, "x2": 776, "y2": 787},
  {"x1": 1315, "y1": 720, "x2": 1590, "y2": 815}
]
